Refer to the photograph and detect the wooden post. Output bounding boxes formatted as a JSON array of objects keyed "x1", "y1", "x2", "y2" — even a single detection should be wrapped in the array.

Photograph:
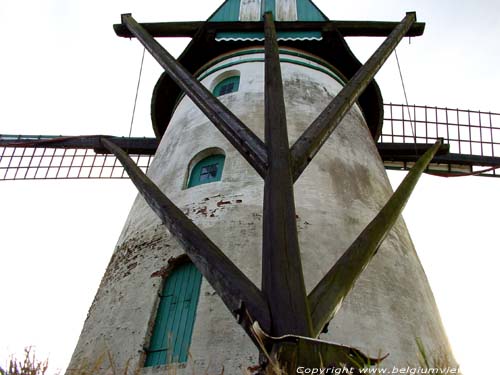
[
  {"x1": 290, "y1": 12, "x2": 417, "y2": 182},
  {"x1": 261, "y1": 12, "x2": 312, "y2": 339}
]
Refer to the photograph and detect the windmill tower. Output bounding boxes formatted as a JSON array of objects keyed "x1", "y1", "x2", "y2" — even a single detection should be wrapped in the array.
[
  {"x1": 4, "y1": 0, "x2": 500, "y2": 374},
  {"x1": 62, "y1": 0, "x2": 455, "y2": 373}
]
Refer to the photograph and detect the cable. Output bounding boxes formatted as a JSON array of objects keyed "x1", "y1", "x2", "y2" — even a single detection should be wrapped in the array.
[
  {"x1": 129, "y1": 48, "x2": 146, "y2": 139},
  {"x1": 394, "y1": 49, "x2": 418, "y2": 147}
]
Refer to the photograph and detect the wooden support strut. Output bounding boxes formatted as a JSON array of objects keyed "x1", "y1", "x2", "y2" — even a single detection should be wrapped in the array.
[
  {"x1": 262, "y1": 12, "x2": 313, "y2": 337},
  {"x1": 308, "y1": 140, "x2": 443, "y2": 337},
  {"x1": 120, "y1": 14, "x2": 268, "y2": 178},
  {"x1": 290, "y1": 12, "x2": 417, "y2": 182},
  {"x1": 101, "y1": 138, "x2": 271, "y2": 337}
]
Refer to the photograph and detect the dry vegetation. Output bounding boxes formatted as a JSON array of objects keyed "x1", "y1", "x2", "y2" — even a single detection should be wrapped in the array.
[
  {"x1": 0, "y1": 347, "x2": 52, "y2": 375},
  {"x1": 1, "y1": 342, "x2": 459, "y2": 375}
]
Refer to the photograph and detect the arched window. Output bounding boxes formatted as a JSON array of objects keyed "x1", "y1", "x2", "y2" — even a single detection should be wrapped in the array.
[
  {"x1": 212, "y1": 75, "x2": 240, "y2": 97},
  {"x1": 188, "y1": 154, "x2": 225, "y2": 188},
  {"x1": 145, "y1": 262, "x2": 203, "y2": 366}
]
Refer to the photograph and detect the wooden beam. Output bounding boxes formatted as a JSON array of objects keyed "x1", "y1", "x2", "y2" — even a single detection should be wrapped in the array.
[
  {"x1": 378, "y1": 144, "x2": 500, "y2": 168},
  {"x1": 114, "y1": 20, "x2": 425, "y2": 39},
  {"x1": 308, "y1": 141, "x2": 442, "y2": 337},
  {"x1": 377, "y1": 142, "x2": 449, "y2": 158},
  {"x1": 114, "y1": 21, "x2": 204, "y2": 38},
  {"x1": 335, "y1": 20, "x2": 424, "y2": 37},
  {"x1": 0, "y1": 135, "x2": 159, "y2": 155},
  {"x1": 120, "y1": 14, "x2": 268, "y2": 178},
  {"x1": 262, "y1": 12, "x2": 312, "y2": 337},
  {"x1": 101, "y1": 138, "x2": 271, "y2": 337},
  {"x1": 290, "y1": 12, "x2": 417, "y2": 182}
]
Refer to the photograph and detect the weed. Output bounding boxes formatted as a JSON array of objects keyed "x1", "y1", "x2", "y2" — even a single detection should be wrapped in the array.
[{"x1": 0, "y1": 347, "x2": 55, "y2": 375}]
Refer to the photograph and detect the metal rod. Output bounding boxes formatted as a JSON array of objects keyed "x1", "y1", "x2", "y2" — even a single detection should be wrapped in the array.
[
  {"x1": 55, "y1": 148, "x2": 67, "y2": 179},
  {"x1": 121, "y1": 14, "x2": 268, "y2": 178},
  {"x1": 101, "y1": 138, "x2": 271, "y2": 339},
  {"x1": 44, "y1": 149, "x2": 54, "y2": 179},
  {"x1": 467, "y1": 110, "x2": 472, "y2": 155},
  {"x1": 34, "y1": 146, "x2": 47, "y2": 179},
  {"x1": 308, "y1": 140, "x2": 442, "y2": 337},
  {"x1": 261, "y1": 12, "x2": 312, "y2": 337},
  {"x1": 22, "y1": 148, "x2": 34, "y2": 180},
  {"x1": 290, "y1": 12, "x2": 417, "y2": 182},
  {"x1": 13, "y1": 147, "x2": 26, "y2": 180}
]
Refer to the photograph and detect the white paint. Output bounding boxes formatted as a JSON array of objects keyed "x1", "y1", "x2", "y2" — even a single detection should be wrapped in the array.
[
  {"x1": 239, "y1": 0, "x2": 299, "y2": 21},
  {"x1": 1, "y1": 1, "x2": 499, "y2": 375},
  {"x1": 276, "y1": 0, "x2": 298, "y2": 21},
  {"x1": 240, "y1": 0, "x2": 261, "y2": 21},
  {"x1": 67, "y1": 49, "x2": 454, "y2": 373}
]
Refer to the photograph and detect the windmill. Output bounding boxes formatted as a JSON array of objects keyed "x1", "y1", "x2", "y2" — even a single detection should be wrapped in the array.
[{"x1": 0, "y1": 0, "x2": 498, "y2": 375}]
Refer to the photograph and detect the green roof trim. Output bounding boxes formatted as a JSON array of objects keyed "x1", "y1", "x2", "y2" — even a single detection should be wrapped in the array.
[
  {"x1": 264, "y1": 0, "x2": 276, "y2": 14},
  {"x1": 208, "y1": 0, "x2": 329, "y2": 23},
  {"x1": 209, "y1": 0, "x2": 327, "y2": 41},
  {"x1": 209, "y1": 0, "x2": 241, "y2": 22},
  {"x1": 297, "y1": 0, "x2": 328, "y2": 21}
]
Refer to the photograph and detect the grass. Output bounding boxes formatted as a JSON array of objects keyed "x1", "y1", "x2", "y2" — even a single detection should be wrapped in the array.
[
  {"x1": 0, "y1": 347, "x2": 53, "y2": 375},
  {"x1": 415, "y1": 337, "x2": 459, "y2": 375},
  {"x1": 1, "y1": 342, "x2": 461, "y2": 375}
]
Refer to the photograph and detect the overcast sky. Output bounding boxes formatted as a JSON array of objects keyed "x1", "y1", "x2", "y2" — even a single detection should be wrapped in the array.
[{"x1": 0, "y1": 1, "x2": 499, "y2": 374}]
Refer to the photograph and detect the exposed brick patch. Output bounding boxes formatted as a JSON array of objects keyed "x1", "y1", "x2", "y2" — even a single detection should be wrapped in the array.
[
  {"x1": 151, "y1": 254, "x2": 190, "y2": 278},
  {"x1": 196, "y1": 206, "x2": 208, "y2": 216},
  {"x1": 87, "y1": 225, "x2": 174, "y2": 319}
]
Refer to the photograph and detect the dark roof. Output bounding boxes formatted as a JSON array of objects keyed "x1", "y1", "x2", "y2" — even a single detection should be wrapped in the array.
[
  {"x1": 147, "y1": 0, "x2": 401, "y2": 140},
  {"x1": 151, "y1": 22, "x2": 384, "y2": 140}
]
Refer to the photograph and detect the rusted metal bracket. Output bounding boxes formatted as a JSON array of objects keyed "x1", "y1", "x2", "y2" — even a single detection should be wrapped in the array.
[
  {"x1": 308, "y1": 140, "x2": 442, "y2": 337},
  {"x1": 290, "y1": 12, "x2": 417, "y2": 182},
  {"x1": 120, "y1": 14, "x2": 268, "y2": 178},
  {"x1": 101, "y1": 138, "x2": 271, "y2": 338},
  {"x1": 261, "y1": 12, "x2": 312, "y2": 337}
]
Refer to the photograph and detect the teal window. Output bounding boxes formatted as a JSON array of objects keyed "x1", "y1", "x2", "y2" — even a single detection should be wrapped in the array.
[
  {"x1": 188, "y1": 154, "x2": 225, "y2": 188},
  {"x1": 145, "y1": 262, "x2": 203, "y2": 366},
  {"x1": 212, "y1": 76, "x2": 240, "y2": 97}
]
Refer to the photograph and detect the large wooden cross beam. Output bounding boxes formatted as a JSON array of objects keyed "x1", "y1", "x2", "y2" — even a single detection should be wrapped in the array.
[{"x1": 114, "y1": 20, "x2": 425, "y2": 39}]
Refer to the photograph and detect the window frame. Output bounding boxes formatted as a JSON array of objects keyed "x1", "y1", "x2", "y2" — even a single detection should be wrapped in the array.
[
  {"x1": 187, "y1": 154, "x2": 225, "y2": 188},
  {"x1": 212, "y1": 75, "x2": 240, "y2": 97}
]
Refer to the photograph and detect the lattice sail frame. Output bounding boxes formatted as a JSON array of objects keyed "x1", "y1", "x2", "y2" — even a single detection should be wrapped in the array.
[
  {"x1": 381, "y1": 104, "x2": 500, "y2": 177},
  {"x1": 1, "y1": 104, "x2": 499, "y2": 181},
  {"x1": 0, "y1": 135, "x2": 154, "y2": 181}
]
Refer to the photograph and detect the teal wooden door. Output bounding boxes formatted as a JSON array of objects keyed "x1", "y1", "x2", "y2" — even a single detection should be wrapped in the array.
[{"x1": 145, "y1": 262, "x2": 202, "y2": 366}]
